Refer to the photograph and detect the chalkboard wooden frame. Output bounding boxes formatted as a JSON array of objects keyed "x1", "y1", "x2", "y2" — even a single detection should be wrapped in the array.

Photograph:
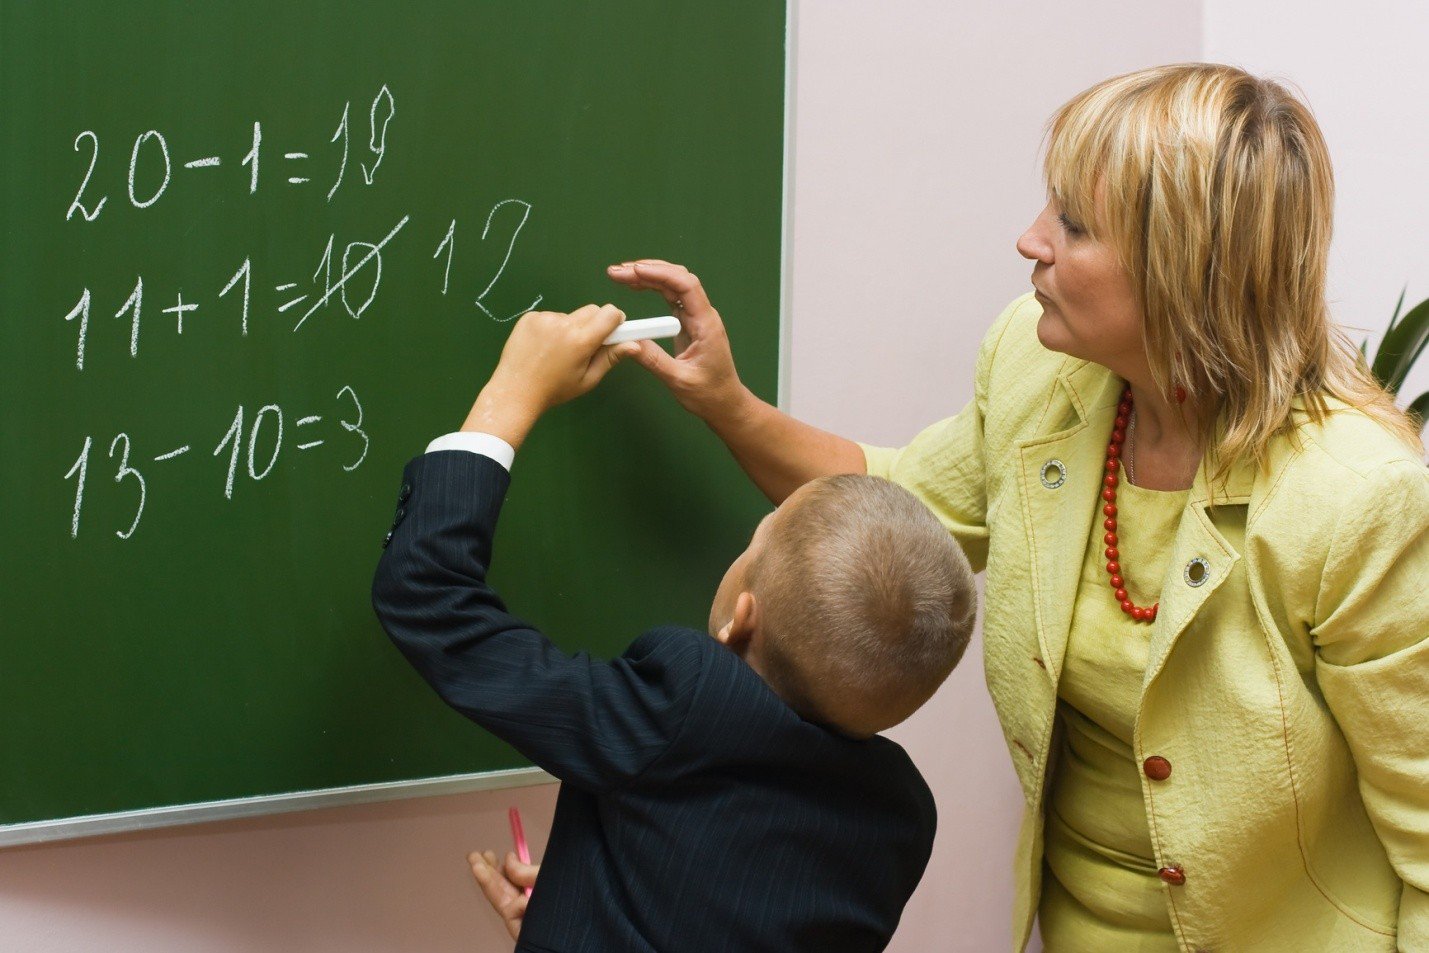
[{"x1": 0, "y1": 1, "x2": 794, "y2": 848}]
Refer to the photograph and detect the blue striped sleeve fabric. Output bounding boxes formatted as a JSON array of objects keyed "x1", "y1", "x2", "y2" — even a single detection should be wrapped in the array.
[{"x1": 371, "y1": 450, "x2": 704, "y2": 794}]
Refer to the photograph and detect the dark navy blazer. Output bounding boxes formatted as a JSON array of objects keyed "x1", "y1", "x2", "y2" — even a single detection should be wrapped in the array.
[{"x1": 372, "y1": 451, "x2": 937, "y2": 953}]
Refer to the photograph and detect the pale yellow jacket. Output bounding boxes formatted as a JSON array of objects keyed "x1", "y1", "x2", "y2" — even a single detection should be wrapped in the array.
[{"x1": 862, "y1": 294, "x2": 1429, "y2": 952}]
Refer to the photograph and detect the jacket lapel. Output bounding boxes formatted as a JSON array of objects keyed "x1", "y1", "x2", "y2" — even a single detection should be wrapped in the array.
[
  {"x1": 1013, "y1": 360, "x2": 1123, "y2": 682},
  {"x1": 1012, "y1": 357, "x2": 1258, "y2": 689},
  {"x1": 1141, "y1": 449, "x2": 1255, "y2": 690}
]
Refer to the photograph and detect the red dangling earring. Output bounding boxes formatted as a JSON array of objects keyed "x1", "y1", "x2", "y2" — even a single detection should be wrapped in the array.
[{"x1": 1172, "y1": 349, "x2": 1188, "y2": 404}]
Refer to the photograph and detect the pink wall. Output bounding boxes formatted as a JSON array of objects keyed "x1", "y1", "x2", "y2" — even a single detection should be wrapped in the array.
[
  {"x1": 0, "y1": 4, "x2": 1202, "y2": 951},
  {"x1": 0, "y1": 788, "x2": 559, "y2": 952},
  {"x1": 1203, "y1": 0, "x2": 1429, "y2": 406}
]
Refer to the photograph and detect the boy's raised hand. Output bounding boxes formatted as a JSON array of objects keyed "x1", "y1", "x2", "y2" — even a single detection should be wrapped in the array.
[{"x1": 461, "y1": 304, "x2": 640, "y2": 450}]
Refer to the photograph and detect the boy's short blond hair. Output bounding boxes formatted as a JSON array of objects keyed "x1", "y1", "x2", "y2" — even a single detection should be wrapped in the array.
[{"x1": 750, "y1": 475, "x2": 977, "y2": 735}]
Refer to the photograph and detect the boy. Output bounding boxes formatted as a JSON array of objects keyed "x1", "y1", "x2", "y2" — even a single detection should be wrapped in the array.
[{"x1": 371, "y1": 304, "x2": 977, "y2": 952}]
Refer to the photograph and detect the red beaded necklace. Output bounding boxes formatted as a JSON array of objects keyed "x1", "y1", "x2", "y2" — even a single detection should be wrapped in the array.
[{"x1": 1101, "y1": 382, "x2": 1184, "y2": 624}]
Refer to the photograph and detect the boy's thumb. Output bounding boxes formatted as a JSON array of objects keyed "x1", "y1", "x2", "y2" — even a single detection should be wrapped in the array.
[
  {"x1": 584, "y1": 342, "x2": 639, "y2": 389},
  {"x1": 505, "y1": 853, "x2": 539, "y2": 886}
]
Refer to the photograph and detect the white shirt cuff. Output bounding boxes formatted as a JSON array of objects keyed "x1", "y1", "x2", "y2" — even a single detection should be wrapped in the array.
[{"x1": 425, "y1": 432, "x2": 516, "y2": 471}]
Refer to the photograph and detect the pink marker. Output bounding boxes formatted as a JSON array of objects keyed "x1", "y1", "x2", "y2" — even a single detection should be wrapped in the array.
[{"x1": 509, "y1": 806, "x2": 534, "y2": 898}]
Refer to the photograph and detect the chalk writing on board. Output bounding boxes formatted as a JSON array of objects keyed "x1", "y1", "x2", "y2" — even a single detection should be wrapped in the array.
[
  {"x1": 62, "y1": 203, "x2": 539, "y2": 369},
  {"x1": 361, "y1": 85, "x2": 396, "y2": 186},
  {"x1": 128, "y1": 130, "x2": 171, "y2": 209},
  {"x1": 241, "y1": 122, "x2": 262, "y2": 194},
  {"x1": 63, "y1": 216, "x2": 415, "y2": 366},
  {"x1": 115, "y1": 277, "x2": 144, "y2": 355},
  {"x1": 434, "y1": 219, "x2": 456, "y2": 295},
  {"x1": 59, "y1": 84, "x2": 544, "y2": 539},
  {"x1": 292, "y1": 215, "x2": 409, "y2": 330},
  {"x1": 66, "y1": 131, "x2": 106, "y2": 222},
  {"x1": 473, "y1": 199, "x2": 543, "y2": 322},
  {"x1": 219, "y1": 260, "x2": 252, "y2": 335},
  {"x1": 64, "y1": 387, "x2": 369, "y2": 539},
  {"x1": 63, "y1": 288, "x2": 91, "y2": 370},
  {"x1": 63, "y1": 85, "x2": 397, "y2": 219},
  {"x1": 328, "y1": 103, "x2": 351, "y2": 202}
]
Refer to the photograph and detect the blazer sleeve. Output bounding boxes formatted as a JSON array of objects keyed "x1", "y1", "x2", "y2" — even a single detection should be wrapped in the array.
[
  {"x1": 1311, "y1": 458, "x2": 1429, "y2": 950},
  {"x1": 857, "y1": 296, "x2": 1022, "y2": 573},
  {"x1": 371, "y1": 450, "x2": 703, "y2": 795}
]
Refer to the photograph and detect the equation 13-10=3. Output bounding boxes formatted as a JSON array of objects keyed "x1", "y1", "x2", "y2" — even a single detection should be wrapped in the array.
[{"x1": 62, "y1": 385, "x2": 369, "y2": 541}]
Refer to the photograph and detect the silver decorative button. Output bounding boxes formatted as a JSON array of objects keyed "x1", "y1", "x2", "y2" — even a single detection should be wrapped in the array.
[
  {"x1": 1184, "y1": 557, "x2": 1210, "y2": 587},
  {"x1": 1040, "y1": 459, "x2": 1067, "y2": 489}
]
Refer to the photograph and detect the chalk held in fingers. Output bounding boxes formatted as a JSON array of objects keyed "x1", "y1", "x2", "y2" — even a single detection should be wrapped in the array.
[{"x1": 602, "y1": 315, "x2": 681, "y2": 346}]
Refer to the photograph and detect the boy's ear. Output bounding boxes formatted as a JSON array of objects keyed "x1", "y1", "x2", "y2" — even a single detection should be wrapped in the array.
[{"x1": 716, "y1": 591, "x2": 759, "y2": 649}]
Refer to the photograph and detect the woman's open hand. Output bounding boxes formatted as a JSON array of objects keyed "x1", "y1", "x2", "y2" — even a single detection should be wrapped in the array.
[{"x1": 606, "y1": 260, "x2": 752, "y2": 425}]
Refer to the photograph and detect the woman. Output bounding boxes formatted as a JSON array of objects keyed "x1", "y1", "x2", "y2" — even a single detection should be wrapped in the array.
[{"x1": 477, "y1": 64, "x2": 1429, "y2": 951}]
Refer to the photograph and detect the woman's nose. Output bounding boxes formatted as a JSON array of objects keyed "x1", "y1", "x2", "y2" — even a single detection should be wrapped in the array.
[{"x1": 1016, "y1": 225, "x2": 1052, "y2": 263}]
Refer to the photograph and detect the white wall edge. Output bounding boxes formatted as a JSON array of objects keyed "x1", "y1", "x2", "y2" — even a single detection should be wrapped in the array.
[{"x1": 0, "y1": 766, "x2": 556, "y2": 849}]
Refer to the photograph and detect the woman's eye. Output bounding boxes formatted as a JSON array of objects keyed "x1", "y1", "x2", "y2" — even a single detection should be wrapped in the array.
[{"x1": 1058, "y1": 213, "x2": 1083, "y2": 236}]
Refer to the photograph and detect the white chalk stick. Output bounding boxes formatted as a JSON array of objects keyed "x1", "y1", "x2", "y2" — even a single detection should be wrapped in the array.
[{"x1": 602, "y1": 315, "x2": 681, "y2": 346}]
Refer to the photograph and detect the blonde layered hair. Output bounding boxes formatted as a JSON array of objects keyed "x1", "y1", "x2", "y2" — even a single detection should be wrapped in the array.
[{"x1": 1044, "y1": 63, "x2": 1423, "y2": 482}]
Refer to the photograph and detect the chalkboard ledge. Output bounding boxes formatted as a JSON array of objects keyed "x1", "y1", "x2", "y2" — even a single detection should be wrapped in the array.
[{"x1": 0, "y1": 767, "x2": 555, "y2": 848}]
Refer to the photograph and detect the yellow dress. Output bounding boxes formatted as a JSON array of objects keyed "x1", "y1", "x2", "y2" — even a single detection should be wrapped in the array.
[{"x1": 1038, "y1": 475, "x2": 1189, "y2": 952}]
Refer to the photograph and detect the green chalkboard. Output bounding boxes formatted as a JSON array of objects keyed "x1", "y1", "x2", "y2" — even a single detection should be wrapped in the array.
[{"x1": 0, "y1": 0, "x2": 786, "y2": 841}]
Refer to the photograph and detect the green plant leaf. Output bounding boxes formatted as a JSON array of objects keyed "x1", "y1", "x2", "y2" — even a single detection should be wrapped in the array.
[
  {"x1": 1388, "y1": 284, "x2": 1407, "y2": 336},
  {"x1": 1371, "y1": 295, "x2": 1429, "y2": 394},
  {"x1": 1409, "y1": 391, "x2": 1429, "y2": 431}
]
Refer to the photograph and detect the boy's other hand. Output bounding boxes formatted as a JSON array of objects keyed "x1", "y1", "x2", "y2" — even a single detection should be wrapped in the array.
[
  {"x1": 462, "y1": 304, "x2": 639, "y2": 450},
  {"x1": 468, "y1": 849, "x2": 541, "y2": 941}
]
